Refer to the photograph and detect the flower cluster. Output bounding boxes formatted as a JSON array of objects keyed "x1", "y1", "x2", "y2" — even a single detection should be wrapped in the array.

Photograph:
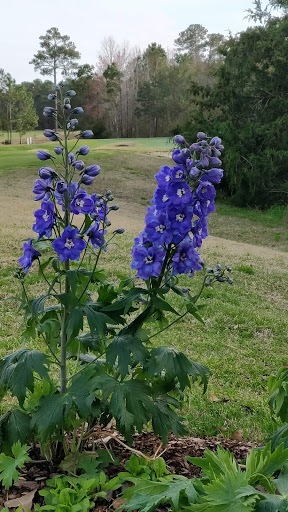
[
  {"x1": 19, "y1": 87, "x2": 123, "y2": 273},
  {"x1": 131, "y1": 133, "x2": 224, "y2": 280}
]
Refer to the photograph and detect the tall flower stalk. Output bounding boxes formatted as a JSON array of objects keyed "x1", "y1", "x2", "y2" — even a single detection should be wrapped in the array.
[{"x1": 0, "y1": 84, "x2": 232, "y2": 459}]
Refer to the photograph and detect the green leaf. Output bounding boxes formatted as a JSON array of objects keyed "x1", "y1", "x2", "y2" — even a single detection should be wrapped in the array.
[
  {"x1": 276, "y1": 465, "x2": 288, "y2": 498},
  {"x1": 147, "y1": 346, "x2": 210, "y2": 391},
  {"x1": 80, "y1": 214, "x2": 93, "y2": 235},
  {"x1": 151, "y1": 296, "x2": 179, "y2": 315},
  {"x1": 152, "y1": 394, "x2": 187, "y2": 442},
  {"x1": 246, "y1": 443, "x2": 288, "y2": 489},
  {"x1": 78, "y1": 332, "x2": 101, "y2": 352},
  {"x1": 94, "y1": 374, "x2": 152, "y2": 441},
  {"x1": 84, "y1": 305, "x2": 115, "y2": 336},
  {"x1": 0, "y1": 441, "x2": 31, "y2": 489},
  {"x1": 66, "y1": 307, "x2": 84, "y2": 342},
  {"x1": 29, "y1": 294, "x2": 51, "y2": 318},
  {"x1": 0, "y1": 349, "x2": 50, "y2": 405},
  {"x1": 122, "y1": 477, "x2": 198, "y2": 512},
  {"x1": 186, "y1": 303, "x2": 205, "y2": 324},
  {"x1": 0, "y1": 410, "x2": 32, "y2": 454},
  {"x1": 102, "y1": 287, "x2": 148, "y2": 314},
  {"x1": 31, "y1": 393, "x2": 73, "y2": 442},
  {"x1": 106, "y1": 335, "x2": 149, "y2": 378}
]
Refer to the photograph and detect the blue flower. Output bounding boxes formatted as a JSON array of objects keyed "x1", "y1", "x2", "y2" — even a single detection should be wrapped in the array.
[
  {"x1": 168, "y1": 181, "x2": 192, "y2": 206},
  {"x1": 33, "y1": 200, "x2": 55, "y2": 239},
  {"x1": 71, "y1": 191, "x2": 94, "y2": 215},
  {"x1": 196, "y1": 181, "x2": 216, "y2": 202},
  {"x1": 36, "y1": 150, "x2": 55, "y2": 161},
  {"x1": 144, "y1": 210, "x2": 172, "y2": 246},
  {"x1": 76, "y1": 145, "x2": 90, "y2": 156},
  {"x1": 55, "y1": 181, "x2": 68, "y2": 194},
  {"x1": 155, "y1": 166, "x2": 173, "y2": 188},
  {"x1": 168, "y1": 206, "x2": 193, "y2": 235},
  {"x1": 86, "y1": 223, "x2": 107, "y2": 250},
  {"x1": 52, "y1": 227, "x2": 86, "y2": 262},
  {"x1": 172, "y1": 239, "x2": 203, "y2": 276},
  {"x1": 18, "y1": 239, "x2": 41, "y2": 273},
  {"x1": 172, "y1": 149, "x2": 191, "y2": 165},
  {"x1": 200, "y1": 168, "x2": 223, "y2": 184},
  {"x1": 152, "y1": 186, "x2": 173, "y2": 210},
  {"x1": 131, "y1": 244, "x2": 165, "y2": 280},
  {"x1": 33, "y1": 178, "x2": 53, "y2": 201},
  {"x1": 55, "y1": 181, "x2": 77, "y2": 206}
]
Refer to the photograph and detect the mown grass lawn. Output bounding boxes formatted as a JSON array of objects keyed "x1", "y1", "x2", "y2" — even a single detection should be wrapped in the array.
[{"x1": 0, "y1": 138, "x2": 288, "y2": 443}]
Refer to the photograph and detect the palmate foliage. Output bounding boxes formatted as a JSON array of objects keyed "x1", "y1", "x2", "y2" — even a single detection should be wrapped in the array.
[{"x1": 0, "y1": 84, "x2": 230, "y2": 463}]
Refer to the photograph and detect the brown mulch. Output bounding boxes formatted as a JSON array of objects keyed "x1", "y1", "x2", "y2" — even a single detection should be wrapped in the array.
[{"x1": 0, "y1": 430, "x2": 259, "y2": 511}]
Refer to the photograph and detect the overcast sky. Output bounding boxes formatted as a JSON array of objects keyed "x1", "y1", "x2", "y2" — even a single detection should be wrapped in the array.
[{"x1": 1, "y1": 0, "x2": 260, "y2": 83}]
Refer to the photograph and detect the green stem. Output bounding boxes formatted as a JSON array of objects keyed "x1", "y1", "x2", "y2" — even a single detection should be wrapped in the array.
[{"x1": 60, "y1": 94, "x2": 70, "y2": 394}]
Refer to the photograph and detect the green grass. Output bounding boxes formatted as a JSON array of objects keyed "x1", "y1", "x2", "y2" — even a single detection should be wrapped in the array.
[{"x1": 1, "y1": 139, "x2": 288, "y2": 443}]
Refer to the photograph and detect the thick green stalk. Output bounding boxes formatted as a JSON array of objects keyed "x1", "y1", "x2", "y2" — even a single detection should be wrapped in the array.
[{"x1": 60, "y1": 96, "x2": 70, "y2": 394}]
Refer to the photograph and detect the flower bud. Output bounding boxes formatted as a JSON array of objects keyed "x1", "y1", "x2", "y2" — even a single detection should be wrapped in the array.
[
  {"x1": 68, "y1": 152, "x2": 76, "y2": 164},
  {"x1": 67, "y1": 118, "x2": 78, "y2": 130},
  {"x1": 173, "y1": 134, "x2": 186, "y2": 144},
  {"x1": 66, "y1": 90, "x2": 76, "y2": 97},
  {"x1": 110, "y1": 204, "x2": 119, "y2": 210},
  {"x1": 73, "y1": 160, "x2": 85, "y2": 171},
  {"x1": 190, "y1": 143, "x2": 200, "y2": 152},
  {"x1": 52, "y1": 84, "x2": 60, "y2": 91},
  {"x1": 64, "y1": 103, "x2": 71, "y2": 110},
  {"x1": 76, "y1": 145, "x2": 90, "y2": 156},
  {"x1": 43, "y1": 106, "x2": 56, "y2": 117},
  {"x1": 56, "y1": 181, "x2": 68, "y2": 194},
  {"x1": 54, "y1": 146, "x2": 63, "y2": 155},
  {"x1": 189, "y1": 167, "x2": 200, "y2": 178},
  {"x1": 79, "y1": 130, "x2": 94, "y2": 139},
  {"x1": 114, "y1": 228, "x2": 125, "y2": 234},
  {"x1": 48, "y1": 93, "x2": 56, "y2": 100},
  {"x1": 72, "y1": 107, "x2": 84, "y2": 114},
  {"x1": 81, "y1": 174, "x2": 94, "y2": 185},
  {"x1": 38, "y1": 167, "x2": 55, "y2": 179},
  {"x1": 36, "y1": 150, "x2": 55, "y2": 161},
  {"x1": 197, "y1": 131, "x2": 207, "y2": 140},
  {"x1": 86, "y1": 165, "x2": 100, "y2": 177}
]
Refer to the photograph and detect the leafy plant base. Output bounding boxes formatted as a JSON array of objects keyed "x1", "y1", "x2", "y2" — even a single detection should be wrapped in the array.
[{"x1": 0, "y1": 429, "x2": 258, "y2": 510}]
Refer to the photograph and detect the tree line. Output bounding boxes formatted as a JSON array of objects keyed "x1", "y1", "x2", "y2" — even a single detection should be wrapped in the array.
[{"x1": 0, "y1": 0, "x2": 287, "y2": 206}]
